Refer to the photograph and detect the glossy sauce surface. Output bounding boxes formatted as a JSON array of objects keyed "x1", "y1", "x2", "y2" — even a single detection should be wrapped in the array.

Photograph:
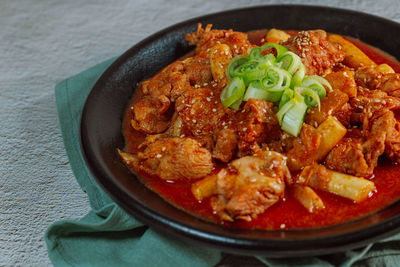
[{"x1": 122, "y1": 30, "x2": 400, "y2": 229}]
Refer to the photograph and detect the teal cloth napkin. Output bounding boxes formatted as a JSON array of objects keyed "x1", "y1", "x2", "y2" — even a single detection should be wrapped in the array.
[{"x1": 45, "y1": 57, "x2": 400, "y2": 267}]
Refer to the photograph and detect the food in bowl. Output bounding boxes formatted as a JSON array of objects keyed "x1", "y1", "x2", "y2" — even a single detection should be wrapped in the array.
[{"x1": 118, "y1": 24, "x2": 400, "y2": 230}]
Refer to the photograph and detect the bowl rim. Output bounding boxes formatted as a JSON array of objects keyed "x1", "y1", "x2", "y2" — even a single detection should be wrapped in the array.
[{"x1": 80, "y1": 4, "x2": 400, "y2": 257}]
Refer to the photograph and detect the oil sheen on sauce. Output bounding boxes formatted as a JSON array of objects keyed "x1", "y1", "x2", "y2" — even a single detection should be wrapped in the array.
[{"x1": 122, "y1": 30, "x2": 400, "y2": 230}]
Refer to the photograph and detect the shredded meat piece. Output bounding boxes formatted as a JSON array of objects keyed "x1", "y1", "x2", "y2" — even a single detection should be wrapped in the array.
[
  {"x1": 282, "y1": 30, "x2": 345, "y2": 75},
  {"x1": 213, "y1": 129, "x2": 238, "y2": 162},
  {"x1": 211, "y1": 151, "x2": 289, "y2": 221},
  {"x1": 287, "y1": 124, "x2": 321, "y2": 171},
  {"x1": 186, "y1": 23, "x2": 252, "y2": 56},
  {"x1": 236, "y1": 98, "x2": 279, "y2": 155},
  {"x1": 121, "y1": 136, "x2": 213, "y2": 180}
]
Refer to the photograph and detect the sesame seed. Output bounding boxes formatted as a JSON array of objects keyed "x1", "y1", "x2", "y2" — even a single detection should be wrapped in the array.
[
  {"x1": 130, "y1": 106, "x2": 134, "y2": 110},
  {"x1": 280, "y1": 224, "x2": 286, "y2": 229},
  {"x1": 206, "y1": 97, "x2": 211, "y2": 102},
  {"x1": 162, "y1": 147, "x2": 166, "y2": 151},
  {"x1": 156, "y1": 154, "x2": 162, "y2": 158},
  {"x1": 192, "y1": 119, "x2": 197, "y2": 123},
  {"x1": 212, "y1": 108, "x2": 217, "y2": 112},
  {"x1": 191, "y1": 100, "x2": 195, "y2": 104},
  {"x1": 242, "y1": 127, "x2": 247, "y2": 131}
]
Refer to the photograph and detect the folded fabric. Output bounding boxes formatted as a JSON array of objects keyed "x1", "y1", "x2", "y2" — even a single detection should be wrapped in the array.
[{"x1": 45, "y1": 57, "x2": 400, "y2": 267}]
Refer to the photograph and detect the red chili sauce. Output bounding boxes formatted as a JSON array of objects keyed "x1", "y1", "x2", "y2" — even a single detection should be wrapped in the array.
[{"x1": 122, "y1": 30, "x2": 400, "y2": 230}]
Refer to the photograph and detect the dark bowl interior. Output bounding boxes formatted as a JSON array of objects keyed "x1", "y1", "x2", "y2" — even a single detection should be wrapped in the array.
[{"x1": 80, "y1": 5, "x2": 400, "y2": 257}]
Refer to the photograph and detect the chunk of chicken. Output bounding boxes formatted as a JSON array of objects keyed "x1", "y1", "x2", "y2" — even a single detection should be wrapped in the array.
[
  {"x1": 175, "y1": 88, "x2": 230, "y2": 136},
  {"x1": 186, "y1": 23, "x2": 252, "y2": 56},
  {"x1": 141, "y1": 61, "x2": 190, "y2": 101},
  {"x1": 355, "y1": 65, "x2": 400, "y2": 98},
  {"x1": 364, "y1": 108, "x2": 400, "y2": 163},
  {"x1": 287, "y1": 124, "x2": 321, "y2": 172},
  {"x1": 282, "y1": 30, "x2": 345, "y2": 75},
  {"x1": 209, "y1": 43, "x2": 232, "y2": 85},
  {"x1": 130, "y1": 95, "x2": 171, "y2": 134},
  {"x1": 325, "y1": 137, "x2": 384, "y2": 177},
  {"x1": 236, "y1": 98, "x2": 279, "y2": 155},
  {"x1": 119, "y1": 136, "x2": 213, "y2": 180},
  {"x1": 211, "y1": 151, "x2": 289, "y2": 221},
  {"x1": 212, "y1": 128, "x2": 238, "y2": 163}
]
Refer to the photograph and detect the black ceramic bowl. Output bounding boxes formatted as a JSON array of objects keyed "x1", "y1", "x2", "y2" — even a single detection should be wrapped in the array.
[{"x1": 80, "y1": 5, "x2": 400, "y2": 257}]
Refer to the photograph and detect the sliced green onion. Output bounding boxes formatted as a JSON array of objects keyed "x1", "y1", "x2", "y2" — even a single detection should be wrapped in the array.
[
  {"x1": 291, "y1": 64, "x2": 306, "y2": 87},
  {"x1": 229, "y1": 97, "x2": 243, "y2": 110},
  {"x1": 261, "y1": 66, "x2": 291, "y2": 92},
  {"x1": 301, "y1": 76, "x2": 327, "y2": 99},
  {"x1": 234, "y1": 61, "x2": 266, "y2": 84},
  {"x1": 261, "y1": 42, "x2": 288, "y2": 58},
  {"x1": 307, "y1": 75, "x2": 332, "y2": 92},
  {"x1": 256, "y1": 54, "x2": 276, "y2": 69},
  {"x1": 279, "y1": 88, "x2": 294, "y2": 109},
  {"x1": 244, "y1": 80, "x2": 283, "y2": 102},
  {"x1": 249, "y1": 47, "x2": 262, "y2": 60},
  {"x1": 277, "y1": 51, "x2": 302, "y2": 74},
  {"x1": 296, "y1": 86, "x2": 321, "y2": 110},
  {"x1": 281, "y1": 100, "x2": 307, "y2": 137},
  {"x1": 276, "y1": 99, "x2": 294, "y2": 125},
  {"x1": 220, "y1": 77, "x2": 246, "y2": 107},
  {"x1": 226, "y1": 57, "x2": 248, "y2": 79}
]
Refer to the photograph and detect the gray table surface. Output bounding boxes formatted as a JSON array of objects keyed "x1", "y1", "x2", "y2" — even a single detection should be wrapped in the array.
[{"x1": 1, "y1": 0, "x2": 399, "y2": 266}]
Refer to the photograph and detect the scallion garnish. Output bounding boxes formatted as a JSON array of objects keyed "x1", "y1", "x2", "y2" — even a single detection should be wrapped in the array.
[{"x1": 219, "y1": 42, "x2": 331, "y2": 136}]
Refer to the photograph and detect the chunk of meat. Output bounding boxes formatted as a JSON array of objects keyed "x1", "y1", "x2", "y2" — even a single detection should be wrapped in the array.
[
  {"x1": 325, "y1": 137, "x2": 384, "y2": 177},
  {"x1": 120, "y1": 136, "x2": 213, "y2": 180},
  {"x1": 364, "y1": 108, "x2": 400, "y2": 163},
  {"x1": 211, "y1": 151, "x2": 289, "y2": 221},
  {"x1": 349, "y1": 88, "x2": 400, "y2": 124},
  {"x1": 305, "y1": 89, "x2": 349, "y2": 127},
  {"x1": 282, "y1": 30, "x2": 345, "y2": 75},
  {"x1": 209, "y1": 43, "x2": 232, "y2": 85},
  {"x1": 287, "y1": 124, "x2": 321, "y2": 171},
  {"x1": 182, "y1": 57, "x2": 213, "y2": 86},
  {"x1": 355, "y1": 66, "x2": 400, "y2": 97},
  {"x1": 212, "y1": 129, "x2": 238, "y2": 162},
  {"x1": 141, "y1": 61, "x2": 190, "y2": 101},
  {"x1": 130, "y1": 95, "x2": 171, "y2": 134},
  {"x1": 186, "y1": 23, "x2": 252, "y2": 56},
  {"x1": 236, "y1": 98, "x2": 279, "y2": 154},
  {"x1": 175, "y1": 88, "x2": 230, "y2": 136}
]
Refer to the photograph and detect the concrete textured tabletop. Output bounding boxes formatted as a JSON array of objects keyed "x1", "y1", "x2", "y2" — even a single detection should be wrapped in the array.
[{"x1": 1, "y1": 0, "x2": 399, "y2": 265}]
